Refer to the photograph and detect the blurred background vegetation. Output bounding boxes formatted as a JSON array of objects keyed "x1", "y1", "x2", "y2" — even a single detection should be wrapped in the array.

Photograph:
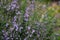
[{"x1": 0, "y1": 0, "x2": 60, "y2": 40}]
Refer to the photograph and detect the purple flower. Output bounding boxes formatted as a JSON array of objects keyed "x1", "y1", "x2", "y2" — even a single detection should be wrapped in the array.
[
  {"x1": 30, "y1": 4, "x2": 34, "y2": 10},
  {"x1": 13, "y1": 23, "x2": 18, "y2": 31},
  {"x1": 16, "y1": 11, "x2": 21, "y2": 15},
  {"x1": 10, "y1": 3, "x2": 17, "y2": 10},
  {"x1": 31, "y1": 0, "x2": 35, "y2": 4},
  {"x1": 2, "y1": 31, "x2": 8, "y2": 40},
  {"x1": 24, "y1": 13, "x2": 29, "y2": 18},
  {"x1": 7, "y1": 0, "x2": 19, "y2": 11},
  {"x1": 24, "y1": 18, "x2": 29, "y2": 21},
  {"x1": 24, "y1": 7, "x2": 30, "y2": 22},
  {"x1": 6, "y1": 37, "x2": 10, "y2": 40},
  {"x1": 2, "y1": 30, "x2": 5, "y2": 33},
  {"x1": 32, "y1": 29, "x2": 35, "y2": 34},
  {"x1": 12, "y1": 0, "x2": 18, "y2": 3},
  {"x1": 6, "y1": 23, "x2": 9, "y2": 27},
  {"x1": 13, "y1": 16, "x2": 17, "y2": 21},
  {"x1": 25, "y1": 7, "x2": 30, "y2": 12},
  {"x1": 11, "y1": 38, "x2": 14, "y2": 40},
  {"x1": 27, "y1": 26, "x2": 31, "y2": 30}
]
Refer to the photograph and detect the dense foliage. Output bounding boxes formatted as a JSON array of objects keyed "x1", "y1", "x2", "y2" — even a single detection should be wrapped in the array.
[{"x1": 0, "y1": 0, "x2": 60, "y2": 40}]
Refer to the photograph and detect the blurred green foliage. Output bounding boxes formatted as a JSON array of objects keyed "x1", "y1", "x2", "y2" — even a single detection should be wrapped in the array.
[{"x1": 0, "y1": 0, "x2": 60, "y2": 40}]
